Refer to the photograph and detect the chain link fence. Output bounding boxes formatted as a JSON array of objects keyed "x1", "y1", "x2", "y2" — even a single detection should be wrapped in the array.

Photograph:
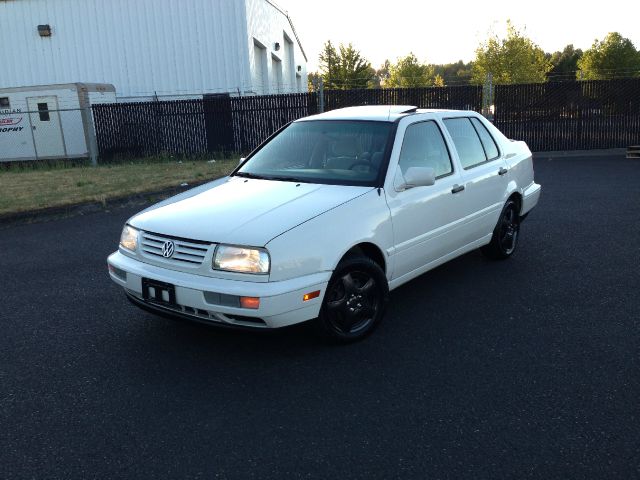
[{"x1": 2, "y1": 78, "x2": 640, "y2": 163}]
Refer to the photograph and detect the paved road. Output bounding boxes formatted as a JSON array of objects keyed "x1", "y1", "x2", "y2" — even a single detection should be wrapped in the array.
[{"x1": 1, "y1": 154, "x2": 639, "y2": 479}]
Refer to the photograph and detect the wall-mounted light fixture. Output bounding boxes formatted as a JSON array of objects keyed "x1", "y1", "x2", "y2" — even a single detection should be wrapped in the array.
[
  {"x1": 297, "y1": 65, "x2": 302, "y2": 72},
  {"x1": 274, "y1": 42, "x2": 280, "y2": 51},
  {"x1": 37, "y1": 24, "x2": 52, "y2": 37}
]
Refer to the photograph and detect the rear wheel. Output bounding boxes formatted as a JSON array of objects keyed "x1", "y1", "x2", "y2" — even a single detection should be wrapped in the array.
[
  {"x1": 481, "y1": 199, "x2": 521, "y2": 260},
  {"x1": 316, "y1": 255, "x2": 388, "y2": 343}
]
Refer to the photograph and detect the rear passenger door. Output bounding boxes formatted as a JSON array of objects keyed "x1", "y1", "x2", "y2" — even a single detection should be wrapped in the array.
[
  {"x1": 385, "y1": 119, "x2": 466, "y2": 282},
  {"x1": 442, "y1": 116, "x2": 509, "y2": 243}
]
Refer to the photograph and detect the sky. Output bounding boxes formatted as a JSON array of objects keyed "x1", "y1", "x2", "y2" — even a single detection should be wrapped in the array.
[{"x1": 276, "y1": 0, "x2": 640, "y2": 72}]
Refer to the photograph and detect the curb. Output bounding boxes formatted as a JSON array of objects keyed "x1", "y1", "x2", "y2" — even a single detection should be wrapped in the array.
[
  {"x1": 532, "y1": 148, "x2": 627, "y2": 160},
  {"x1": 0, "y1": 179, "x2": 212, "y2": 228}
]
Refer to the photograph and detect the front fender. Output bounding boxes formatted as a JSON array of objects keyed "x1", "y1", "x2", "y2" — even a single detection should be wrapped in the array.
[{"x1": 266, "y1": 189, "x2": 394, "y2": 282}]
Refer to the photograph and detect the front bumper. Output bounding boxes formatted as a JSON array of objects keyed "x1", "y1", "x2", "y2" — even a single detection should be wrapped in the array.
[{"x1": 107, "y1": 251, "x2": 330, "y2": 329}]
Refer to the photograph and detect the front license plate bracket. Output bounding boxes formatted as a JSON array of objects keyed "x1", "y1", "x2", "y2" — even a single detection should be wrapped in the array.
[{"x1": 142, "y1": 278, "x2": 177, "y2": 306}]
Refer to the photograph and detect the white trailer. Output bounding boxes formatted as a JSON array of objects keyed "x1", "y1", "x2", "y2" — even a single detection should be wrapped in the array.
[{"x1": 0, "y1": 83, "x2": 115, "y2": 163}]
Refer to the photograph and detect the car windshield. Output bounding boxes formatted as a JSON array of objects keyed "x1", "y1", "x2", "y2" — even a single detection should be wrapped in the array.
[{"x1": 235, "y1": 120, "x2": 394, "y2": 186}]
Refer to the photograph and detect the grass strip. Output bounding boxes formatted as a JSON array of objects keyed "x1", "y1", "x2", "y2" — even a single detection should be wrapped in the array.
[{"x1": 0, "y1": 158, "x2": 238, "y2": 216}]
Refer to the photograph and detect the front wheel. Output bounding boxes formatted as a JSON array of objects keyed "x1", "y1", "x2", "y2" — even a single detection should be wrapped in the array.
[
  {"x1": 481, "y1": 199, "x2": 521, "y2": 260},
  {"x1": 316, "y1": 255, "x2": 388, "y2": 343}
]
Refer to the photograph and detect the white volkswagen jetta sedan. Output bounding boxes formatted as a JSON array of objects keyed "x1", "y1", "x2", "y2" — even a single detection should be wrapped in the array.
[{"x1": 108, "y1": 106, "x2": 541, "y2": 342}]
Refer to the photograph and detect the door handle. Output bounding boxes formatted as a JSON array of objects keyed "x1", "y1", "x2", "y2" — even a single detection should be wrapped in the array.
[
  {"x1": 498, "y1": 167, "x2": 508, "y2": 176},
  {"x1": 451, "y1": 184, "x2": 465, "y2": 194}
]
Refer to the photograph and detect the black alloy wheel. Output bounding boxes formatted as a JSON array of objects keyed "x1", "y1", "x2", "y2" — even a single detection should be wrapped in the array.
[
  {"x1": 317, "y1": 255, "x2": 388, "y2": 342},
  {"x1": 482, "y1": 199, "x2": 521, "y2": 260}
]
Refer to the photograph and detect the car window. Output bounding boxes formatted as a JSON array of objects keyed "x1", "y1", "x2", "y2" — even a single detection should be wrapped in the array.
[
  {"x1": 398, "y1": 121, "x2": 452, "y2": 178},
  {"x1": 443, "y1": 118, "x2": 487, "y2": 169},
  {"x1": 237, "y1": 120, "x2": 393, "y2": 186},
  {"x1": 470, "y1": 117, "x2": 500, "y2": 160}
]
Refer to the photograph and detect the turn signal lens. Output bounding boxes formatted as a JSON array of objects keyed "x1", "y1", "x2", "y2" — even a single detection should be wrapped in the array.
[
  {"x1": 303, "y1": 290, "x2": 320, "y2": 302},
  {"x1": 240, "y1": 296, "x2": 260, "y2": 309}
]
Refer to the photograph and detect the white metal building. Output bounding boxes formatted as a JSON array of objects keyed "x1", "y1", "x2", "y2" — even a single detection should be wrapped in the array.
[{"x1": 0, "y1": 0, "x2": 308, "y2": 100}]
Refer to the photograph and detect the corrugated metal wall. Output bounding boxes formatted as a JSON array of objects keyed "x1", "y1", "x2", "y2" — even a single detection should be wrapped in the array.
[
  {"x1": 0, "y1": 0, "x2": 256, "y2": 100},
  {"x1": 245, "y1": 0, "x2": 308, "y2": 95}
]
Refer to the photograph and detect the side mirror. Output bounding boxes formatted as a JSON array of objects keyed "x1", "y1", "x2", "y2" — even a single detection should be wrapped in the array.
[
  {"x1": 239, "y1": 157, "x2": 246, "y2": 166},
  {"x1": 397, "y1": 167, "x2": 436, "y2": 191}
]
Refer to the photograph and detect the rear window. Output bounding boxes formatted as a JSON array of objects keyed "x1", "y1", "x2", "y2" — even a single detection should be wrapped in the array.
[
  {"x1": 470, "y1": 117, "x2": 499, "y2": 160},
  {"x1": 443, "y1": 118, "x2": 486, "y2": 169}
]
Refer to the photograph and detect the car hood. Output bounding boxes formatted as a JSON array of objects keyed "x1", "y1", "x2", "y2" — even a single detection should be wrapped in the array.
[{"x1": 129, "y1": 176, "x2": 373, "y2": 246}]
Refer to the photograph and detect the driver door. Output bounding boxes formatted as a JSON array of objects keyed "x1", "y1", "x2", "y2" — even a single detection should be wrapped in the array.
[{"x1": 385, "y1": 119, "x2": 466, "y2": 283}]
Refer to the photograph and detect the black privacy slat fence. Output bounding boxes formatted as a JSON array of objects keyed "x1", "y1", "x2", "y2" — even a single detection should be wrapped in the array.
[
  {"x1": 92, "y1": 79, "x2": 640, "y2": 160},
  {"x1": 229, "y1": 92, "x2": 317, "y2": 153},
  {"x1": 91, "y1": 85, "x2": 483, "y2": 160},
  {"x1": 92, "y1": 100, "x2": 207, "y2": 158},
  {"x1": 494, "y1": 78, "x2": 640, "y2": 151},
  {"x1": 92, "y1": 93, "x2": 317, "y2": 159},
  {"x1": 323, "y1": 85, "x2": 483, "y2": 112}
]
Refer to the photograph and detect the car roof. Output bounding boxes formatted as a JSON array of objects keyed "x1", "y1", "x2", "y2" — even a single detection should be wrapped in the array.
[{"x1": 296, "y1": 105, "x2": 478, "y2": 122}]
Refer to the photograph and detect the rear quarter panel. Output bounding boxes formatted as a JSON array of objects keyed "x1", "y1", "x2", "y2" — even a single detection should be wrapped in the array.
[{"x1": 484, "y1": 120, "x2": 536, "y2": 208}]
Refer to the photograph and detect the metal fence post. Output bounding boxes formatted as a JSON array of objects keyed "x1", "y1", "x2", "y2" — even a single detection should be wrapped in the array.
[
  {"x1": 482, "y1": 73, "x2": 494, "y2": 121},
  {"x1": 26, "y1": 110, "x2": 38, "y2": 161},
  {"x1": 318, "y1": 77, "x2": 324, "y2": 113},
  {"x1": 81, "y1": 106, "x2": 99, "y2": 166}
]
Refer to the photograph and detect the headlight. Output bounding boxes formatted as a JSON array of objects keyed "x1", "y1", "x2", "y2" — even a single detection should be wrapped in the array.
[
  {"x1": 120, "y1": 225, "x2": 138, "y2": 252},
  {"x1": 213, "y1": 245, "x2": 270, "y2": 274}
]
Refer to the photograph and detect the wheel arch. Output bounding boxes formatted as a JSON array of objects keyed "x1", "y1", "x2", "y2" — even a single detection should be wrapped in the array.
[
  {"x1": 507, "y1": 191, "x2": 523, "y2": 215},
  {"x1": 339, "y1": 242, "x2": 387, "y2": 274}
]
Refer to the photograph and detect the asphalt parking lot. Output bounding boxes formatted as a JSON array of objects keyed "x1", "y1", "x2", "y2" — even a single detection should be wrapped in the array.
[{"x1": 1, "y1": 153, "x2": 639, "y2": 479}]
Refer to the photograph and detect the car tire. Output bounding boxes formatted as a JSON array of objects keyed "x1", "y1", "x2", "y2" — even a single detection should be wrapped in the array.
[
  {"x1": 481, "y1": 198, "x2": 521, "y2": 260},
  {"x1": 315, "y1": 255, "x2": 389, "y2": 343}
]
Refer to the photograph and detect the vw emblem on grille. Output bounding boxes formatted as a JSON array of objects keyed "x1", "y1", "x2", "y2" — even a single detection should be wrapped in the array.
[{"x1": 161, "y1": 240, "x2": 175, "y2": 258}]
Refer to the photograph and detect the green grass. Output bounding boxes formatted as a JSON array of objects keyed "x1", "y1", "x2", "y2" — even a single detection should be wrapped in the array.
[{"x1": 0, "y1": 156, "x2": 238, "y2": 216}]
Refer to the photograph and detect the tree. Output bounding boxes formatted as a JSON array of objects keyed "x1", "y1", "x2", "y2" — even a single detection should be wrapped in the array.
[
  {"x1": 433, "y1": 74, "x2": 445, "y2": 87},
  {"x1": 318, "y1": 41, "x2": 340, "y2": 89},
  {"x1": 386, "y1": 53, "x2": 435, "y2": 88},
  {"x1": 547, "y1": 44, "x2": 583, "y2": 79},
  {"x1": 307, "y1": 72, "x2": 321, "y2": 92},
  {"x1": 432, "y1": 60, "x2": 473, "y2": 85},
  {"x1": 318, "y1": 41, "x2": 374, "y2": 89},
  {"x1": 336, "y1": 43, "x2": 374, "y2": 89},
  {"x1": 370, "y1": 60, "x2": 391, "y2": 88},
  {"x1": 471, "y1": 20, "x2": 552, "y2": 84},
  {"x1": 577, "y1": 32, "x2": 640, "y2": 79}
]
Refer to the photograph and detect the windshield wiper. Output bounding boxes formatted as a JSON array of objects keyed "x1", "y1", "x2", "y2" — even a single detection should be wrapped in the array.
[
  {"x1": 234, "y1": 172, "x2": 306, "y2": 183},
  {"x1": 264, "y1": 175, "x2": 307, "y2": 183},
  {"x1": 234, "y1": 171, "x2": 270, "y2": 180}
]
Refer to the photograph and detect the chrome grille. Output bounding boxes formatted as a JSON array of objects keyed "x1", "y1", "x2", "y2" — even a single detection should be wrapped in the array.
[{"x1": 140, "y1": 231, "x2": 210, "y2": 266}]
